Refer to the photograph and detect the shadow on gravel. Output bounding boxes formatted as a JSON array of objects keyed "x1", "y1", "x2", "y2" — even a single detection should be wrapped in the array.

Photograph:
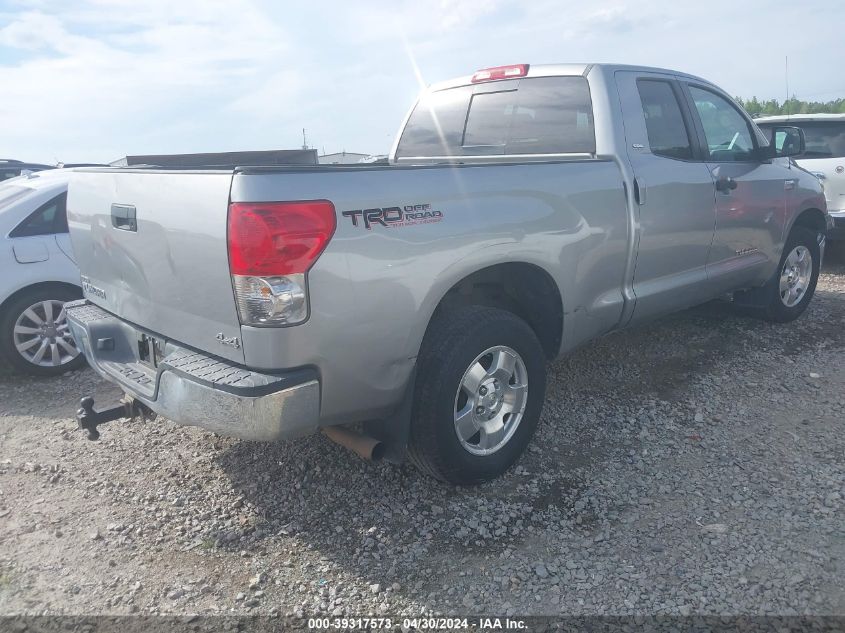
[
  {"x1": 781, "y1": 289, "x2": 845, "y2": 356},
  {"x1": 0, "y1": 366, "x2": 121, "y2": 423},
  {"x1": 212, "y1": 425, "x2": 610, "y2": 606},
  {"x1": 210, "y1": 260, "x2": 844, "y2": 602},
  {"x1": 823, "y1": 240, "x2": 845, "y2": 268}
]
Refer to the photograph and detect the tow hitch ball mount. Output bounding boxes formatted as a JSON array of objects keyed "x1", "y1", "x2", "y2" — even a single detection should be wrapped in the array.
[{"x1": 76, "y1": 396, "x2": 155, "y2": 441}]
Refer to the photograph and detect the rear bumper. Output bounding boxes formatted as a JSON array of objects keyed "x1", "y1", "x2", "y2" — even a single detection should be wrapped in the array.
[
  {"x1": 828, "y1": 210, "x2": 845, "y2": 240},
  {"x1": 65, "y1": 300, "x2": 320, "y2": 441}
]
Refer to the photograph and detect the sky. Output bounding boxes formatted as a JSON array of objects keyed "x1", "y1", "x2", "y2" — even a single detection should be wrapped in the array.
[{"x1": 1, "y1": 0, "x2": 842, "y2": 164}]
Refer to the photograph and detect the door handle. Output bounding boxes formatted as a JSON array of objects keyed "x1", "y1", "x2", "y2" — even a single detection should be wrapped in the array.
[
  {"x1": 634, "y1": 177, "x2": 647, "y2": 205},
  {"x1": 111, "y1": 204, "x2": 137, "y2": 232},
  {"x1": 715, "y1": 177, "x2": 738, "y2": 193}
]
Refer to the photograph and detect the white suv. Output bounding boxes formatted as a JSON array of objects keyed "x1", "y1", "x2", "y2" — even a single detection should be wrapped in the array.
[
  {"x1": 0, "y1": 171, "x2": 83, "y2": 376},
  {"x1": 755, "y1": 114, "x2": 845, "y2": 240}
]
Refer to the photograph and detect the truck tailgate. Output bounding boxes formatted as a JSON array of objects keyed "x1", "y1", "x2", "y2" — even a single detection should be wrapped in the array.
[{"x1": 67, "y1": 170, "x2": 244, "y2": 363}]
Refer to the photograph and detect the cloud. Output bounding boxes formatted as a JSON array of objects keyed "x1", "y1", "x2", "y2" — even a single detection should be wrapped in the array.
[
  {"x1": 0, "y1": 0, "x2": 293, "y2": 161},
  {"x1": 0, "y1": 0, "x2": 842, "y2": 162},
  {"x1": 226, "y1": 69, "x2": 304, "y2": 121},
  {"x1": 438, "y1": 0, "x2": 502, "y2": 30},
  {"x1": 0, "y1": 11, "x2": 79, "y2": 52}
]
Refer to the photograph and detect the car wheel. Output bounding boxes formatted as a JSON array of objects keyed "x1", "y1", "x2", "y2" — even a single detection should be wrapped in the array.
[
  {"x1": 408, "y1": 306, "x2": 546, "y2": 484},
  {"x1": 756, "y1": 226, "x2": 821, "y2": 323},
  {"x1": 0, "y1": 285, "x2": 85, "y2": 377}
]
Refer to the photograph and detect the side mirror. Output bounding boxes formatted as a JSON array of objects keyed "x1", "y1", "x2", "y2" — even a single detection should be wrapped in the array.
[{"x1": 765, "y1": 125, "x2": 806, "y2": 159}]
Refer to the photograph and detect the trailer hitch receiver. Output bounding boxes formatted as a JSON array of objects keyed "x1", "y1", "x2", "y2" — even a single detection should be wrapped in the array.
[{"x1": 76, "y1": 396, "x2": 155, "y2": 440}]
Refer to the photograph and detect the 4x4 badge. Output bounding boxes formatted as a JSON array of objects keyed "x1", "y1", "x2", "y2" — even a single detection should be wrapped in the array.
[{"x1": 215, "y1": 332, "x2": 241, "y2": 349}]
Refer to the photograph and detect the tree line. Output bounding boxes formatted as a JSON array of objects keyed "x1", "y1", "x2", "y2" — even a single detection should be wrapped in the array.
[{"x1": 736, "y1": 96, "x2": 845, "y2": 117}]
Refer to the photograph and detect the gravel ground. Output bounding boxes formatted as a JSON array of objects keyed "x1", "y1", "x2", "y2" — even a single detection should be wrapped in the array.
[{"x1": 0, "y1": 249, "x2": 843, "y2": 619}]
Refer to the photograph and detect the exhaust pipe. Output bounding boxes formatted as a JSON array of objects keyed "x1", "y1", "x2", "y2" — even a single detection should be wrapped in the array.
[{"x1": 322, "y1": 426, "x2": 386, "y2": 462}]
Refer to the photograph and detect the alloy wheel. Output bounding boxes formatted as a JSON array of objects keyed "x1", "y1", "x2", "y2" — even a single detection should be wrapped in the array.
[
  {"x1": 13, "y1": 300, "x2": 80, "y2": 368},
  {"x1": 453, "y1": 345, "x2": 528, "y2": 456},
  {"x1": 779, "y1": 245, "x2": 813, "y2": 308}
]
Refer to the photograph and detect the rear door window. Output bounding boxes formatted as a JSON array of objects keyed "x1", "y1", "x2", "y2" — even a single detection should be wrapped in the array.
[
  {"x1": 9, "y1": 192, "x2": 68, "y2": 238},
  {"x1": 397, "y1": 76, "x2": 595, "y2": 157},
  {"x1": 636, "y1": 80, "x2": 694, "y2": 160}
]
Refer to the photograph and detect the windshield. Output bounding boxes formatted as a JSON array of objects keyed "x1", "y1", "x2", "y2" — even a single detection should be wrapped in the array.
[
  {"x1": 759, "y1": 121, "x2": 845, "y2": 158},
  {"x1": 396, "y1": 76, "x2": 596, "y2": 158}
]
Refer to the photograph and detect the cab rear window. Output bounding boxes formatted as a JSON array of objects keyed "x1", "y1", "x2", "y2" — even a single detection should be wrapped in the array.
[{"x1": 396, "y1": 76, "x2": 595, "y2": 158}]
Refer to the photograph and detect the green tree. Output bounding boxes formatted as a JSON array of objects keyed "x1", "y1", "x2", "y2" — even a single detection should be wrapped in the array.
[{"x1": 735, "y1": 95, "x2": 845, "y2": 117}]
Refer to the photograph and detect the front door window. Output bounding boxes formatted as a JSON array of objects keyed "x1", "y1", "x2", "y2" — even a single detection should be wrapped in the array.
[{"x1": 688, "y1": 87, "x2": 756, "y2": 162}]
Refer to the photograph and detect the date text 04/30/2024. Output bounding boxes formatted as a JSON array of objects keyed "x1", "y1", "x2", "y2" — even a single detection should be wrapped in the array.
[{"x1": 307, "y1": 617, "x2": 527, "y2": 630}]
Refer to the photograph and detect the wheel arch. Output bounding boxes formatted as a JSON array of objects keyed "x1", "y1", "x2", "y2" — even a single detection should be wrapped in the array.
[
  {"x1": 789, "y1": 207, "x2": 827, "y2": 238},
  {"x1": 370, "y1": 259, "x2": 563, "y2": 462},
  {"x1": 0, "y1": 281, "x2": 82, "y2": 319},
  {"x1": 417, "y1": 261, "x2": 564, "y2": 361}
]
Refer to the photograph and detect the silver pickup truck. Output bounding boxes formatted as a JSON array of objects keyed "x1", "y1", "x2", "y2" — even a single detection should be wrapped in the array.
[{"x1": 65, "y1": 63, "x2": 830, "y2": 484}]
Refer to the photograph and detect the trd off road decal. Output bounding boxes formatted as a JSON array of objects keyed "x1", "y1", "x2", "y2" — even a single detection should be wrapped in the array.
[{"x1": 342, "y1": 204, "x2": 443, "y2": 230}]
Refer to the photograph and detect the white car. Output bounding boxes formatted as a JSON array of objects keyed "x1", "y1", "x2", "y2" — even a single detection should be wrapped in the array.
[
  {"x1": 0, "y1": 171, "x2": 83, "y2": 376},
  {"x1": 755, "y1": 114, "x2": 845, "y2": 240}
]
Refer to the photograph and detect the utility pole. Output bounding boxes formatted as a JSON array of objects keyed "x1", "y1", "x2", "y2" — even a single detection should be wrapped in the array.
[{"x1": 785, "y1": 56, "x2": 790, "y2": 117}]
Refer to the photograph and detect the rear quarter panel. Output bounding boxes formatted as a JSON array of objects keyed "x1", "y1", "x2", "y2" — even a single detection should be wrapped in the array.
[
  {"x1": 0, "y1": 244, "x2": 80, "y2": 308},
  {"x1": 232, "y1": 161, "x2": 628, "y2": 424}
]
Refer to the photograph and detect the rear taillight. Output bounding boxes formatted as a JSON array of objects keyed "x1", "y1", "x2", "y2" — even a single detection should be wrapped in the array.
[
  {"x1": 471, "y1": 64, "x2": 529, "y2": 83},
  {"x1": 228, "y1": 200, "x2": 335, "y2": 326},
  {"x1": 228, "y1": 200, "x2": 336, "y2": 276}
]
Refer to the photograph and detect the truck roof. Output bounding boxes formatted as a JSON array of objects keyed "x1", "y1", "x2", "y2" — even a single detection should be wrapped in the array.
[
  {"x1": 427, "y1": 63, "x2": 711, "y2": 92},
  {"x1": 754, "y1": 113, "x2": 845, "y2": 123}
]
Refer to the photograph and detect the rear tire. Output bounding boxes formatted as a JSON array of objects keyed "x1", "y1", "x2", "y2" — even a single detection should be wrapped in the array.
[
  {"x1": 0, "y1": 285, "x2": 85, "y2": 377},
  {"x1": 409, "y1": 306, "x2": 546, "y2": 484}
]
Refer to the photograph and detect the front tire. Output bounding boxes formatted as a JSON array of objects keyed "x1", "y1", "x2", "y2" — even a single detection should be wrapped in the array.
[
  {"x1": 758, "y1": 226, "x2": 821, "y2": 322},
  {"x1": 0, "y1": 285, "x2": 85, "y2": 377},
  {"x1": 409, "y1": 306, "x2": 547, "y2": 484}
]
